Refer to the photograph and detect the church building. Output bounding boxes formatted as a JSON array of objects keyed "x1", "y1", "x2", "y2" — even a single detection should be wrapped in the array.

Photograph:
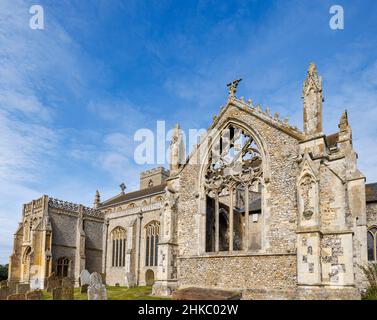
[{"x1": 8, "y1": 64, "x2": 377, "y2": 299}]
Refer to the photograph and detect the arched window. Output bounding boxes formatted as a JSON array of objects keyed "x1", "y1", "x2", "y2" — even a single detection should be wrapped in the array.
[
  {"x1": 155, "y1": 196, "x2": 163, "y2": 203},
  {"x1": 57, "y1": 257, "x2": 70, "y2": 277},
  {"x1": 368, "y1": 227, "x2": 377, "y2": 261},
  {"x1": 145, "y1": 221, "x2": 160, "y2": 267},
  {"x1": 128, "y1": 203, "x2": 136, "y2": 209},
  {"x1": 204, "y1": 125, "x2": 263, "y2": 253},
  {"x1": 111, "y1": 227, "x2": 127, "y2": 267}
]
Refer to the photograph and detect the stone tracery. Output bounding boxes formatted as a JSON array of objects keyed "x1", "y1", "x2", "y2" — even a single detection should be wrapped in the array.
[{"x1": 204, "y1": 124, "x2": 264, "y2": 253}]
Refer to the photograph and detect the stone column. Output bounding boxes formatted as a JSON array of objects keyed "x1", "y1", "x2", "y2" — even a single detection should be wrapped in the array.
[
  {"x1": 102, "y1": 219, "x2": 109, "y2": 274},
  {"x1": 153, "y1": 189, "x2": 178, "y2": 296},
  {"x1": 229, "y1": 187, "x2": 234, "y2": 252},
  {"x1": 74, "y1": 206, "x2": 86, "y2": 286},
  {"x1": 215, "y1": 193, "x2": 219, "y2": 252},
  {"x1": 244, "y1": 186, "x2": 249, "y2": 251},
  {"x1": 125, "y1": 220, "x2": 136, "y2": 288}
]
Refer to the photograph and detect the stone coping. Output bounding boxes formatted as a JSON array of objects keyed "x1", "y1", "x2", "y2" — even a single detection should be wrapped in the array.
[{"x1": 179, "y1": 251, "x2": 296, "y2": 259}]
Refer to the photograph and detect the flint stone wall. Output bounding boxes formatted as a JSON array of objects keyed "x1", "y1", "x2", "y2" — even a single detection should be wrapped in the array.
[{"x1": 178, "y1": 254, "x2": 296, "y2": 290}]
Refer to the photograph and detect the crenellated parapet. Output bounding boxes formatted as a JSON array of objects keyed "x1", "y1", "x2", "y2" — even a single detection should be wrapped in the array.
[{"x1": 48, "y1": 197, "x2": 103, "y2": 219}]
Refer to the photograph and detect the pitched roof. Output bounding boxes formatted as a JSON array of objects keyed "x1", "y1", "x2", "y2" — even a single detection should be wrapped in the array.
[
  {"x1": 100, "y1": 182, "x2": 167, "y2": 208},
  {"x1": 366, "y1": 183, "x2": 377, "y2": 203}
]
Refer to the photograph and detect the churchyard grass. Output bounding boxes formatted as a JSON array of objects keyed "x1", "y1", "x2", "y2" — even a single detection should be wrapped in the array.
[{"x1": 42, "y1": 286, "x2": 170, "y2": 300}]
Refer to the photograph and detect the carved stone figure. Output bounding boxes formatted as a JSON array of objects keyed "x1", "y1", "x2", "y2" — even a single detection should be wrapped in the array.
[{"x1": 300, "y1": 175, "x2": 315, "y2": 220}]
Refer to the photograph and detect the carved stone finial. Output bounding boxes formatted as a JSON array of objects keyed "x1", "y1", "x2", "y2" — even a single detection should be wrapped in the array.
[
  {"x1": 338, "y1": 110, "x2": 352, "y2": 144},
  {"x1": 265, "y1": 107, "x2": 270, "y2": 115},
  {"x1": 93, "y1": 190, "x2": 101, "y2": 209},
  {"x1": 247, "y1": 98, "x2": 252, "y2": 106},
  {"x1": 302, "y1": 62, "x2": 323, "y2": 136},
  {"x1": 339, "y1": 110, "x2": 348, "y2": 131},
  {"x1": 226, "y1": 78, "x2": 242, "y2": 98},
  {"x1": 170, "y1": 123, "x2": 185, "y2": 175},
  {"x1": 120, "y1": 183, "x2": 126, "y2": 194},
  {"x1": 274, "y1": 112, "x2": 280, "y2": 119}
]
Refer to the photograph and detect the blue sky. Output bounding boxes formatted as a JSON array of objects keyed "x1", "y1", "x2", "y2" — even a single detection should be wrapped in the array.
[{"x1": 1, "y1": 0, "x2": 377, "y2": 263}]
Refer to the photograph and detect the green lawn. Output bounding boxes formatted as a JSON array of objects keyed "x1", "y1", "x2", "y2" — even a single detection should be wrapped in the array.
[{"x1": 43, "y1": 286, "x2": 170, "y2": 300}]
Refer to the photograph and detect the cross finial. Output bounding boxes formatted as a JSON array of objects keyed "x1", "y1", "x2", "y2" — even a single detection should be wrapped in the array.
[
  {"x1": 226, "y1": 78, "x2": 242, "y2": 98},
  {"x1": 119, "y1": 183, "x2": 126, "y2": 194}
]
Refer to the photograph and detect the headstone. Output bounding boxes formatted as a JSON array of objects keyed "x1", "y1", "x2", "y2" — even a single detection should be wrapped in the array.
[
  {"x1": 26, "y1": 290, "x2": 43, "y2": 300},
  {"x1": 100, "y1": 273, "x2": 106, "y2": 285},
  {"x1": 46, "y1": 273, "x2": 60, "y2": 292},
  {"x1": 30, "y1": 278, "x2": 41, "y2": 290},
  {"x1": 80, "y1": 284, "x2": 89, "y2": 294},
  {"x1": 7, "y1": 293, "x2": 26, "y2": 300},
  {"x1": 62, "y1": 277, "x2": 74, "y2": 288},
  {"x1": 88, "y1": 272, "x2": 107, "y2": 300},
  {"x1": 62, "y1": 286, "x2": 74, "y2": 300},
  {"x1": 80, "y1": 270, "x2": 91, "y2": 286},
  {"x1": 125, "y1": 272, "x2": 136, "y2": 288},
  {"x1": 0, "y1": 287, "x2": 9, "y2": 300},
  {"x1": 52, "y1": 287, "x2": 62, "y2": 300},
  {"x1": 16, "y1": 283, "x2": 30, "y2": 294}
]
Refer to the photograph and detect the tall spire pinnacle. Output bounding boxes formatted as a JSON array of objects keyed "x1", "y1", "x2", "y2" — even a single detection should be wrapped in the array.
[
  {"x1": 93, "y1": 190, "x2": 100, "y2": 209},
  {"x1": 302, "y1": 63, "x2": 324, "y2": 137}
]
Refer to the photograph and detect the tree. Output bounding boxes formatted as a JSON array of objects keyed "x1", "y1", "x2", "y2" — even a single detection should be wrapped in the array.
[{"x1": 0, "y1": 264, "x2": 8, "y2": 281}]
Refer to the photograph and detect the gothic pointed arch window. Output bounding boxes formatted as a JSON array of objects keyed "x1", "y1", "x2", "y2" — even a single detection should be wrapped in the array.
[
  {"x1": 56, "y1": 257, "x2": 70, "y2": 277},
  {"x1": 111, "y1": 227, "x2": 127, "y2": 267},
  {"x1": 367, "y1": 227, "x2": 377, "y2": 261},
  {"x1": 203, "y1": 124, "x2": 264, "y2": 253},
  {"x1": 145, "y1": 221, "x2": 160, "y2": 267}
]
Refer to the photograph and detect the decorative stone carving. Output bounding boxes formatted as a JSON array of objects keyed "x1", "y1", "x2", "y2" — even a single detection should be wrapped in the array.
[
  {"x1": 170, "y1": 124, "x2": 185, "y2": 174},
  {"x1": 297, "y1": 153, "x2": 319, "y2": 227},
  {"x1": 300, "y1": 175, "x2": 316, "y2": 220},
  {"x1": 48, "y1": 198, "x2": 103, "y2": 218},
  {"x1": 302, "y1": 63, "x2": 323, "y2": 136},
  {"x1": 226, "y1": 79, "x2": 242, "y2": 98}
]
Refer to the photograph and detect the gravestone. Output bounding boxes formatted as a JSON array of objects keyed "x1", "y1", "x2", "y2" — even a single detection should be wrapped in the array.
[
  {"x1": 30, "y1": 278, "x2": 41, "y2": 290},
  {"x1": 16, "y1": 283, "x2": 30, "y2": 294},
  {"x1": 62, "y1": 277, "x2": 74, "y2": 288},
  {"x1": 80, "y1": 270, "x2": 91, "y2": 293},
  {"x1": 46, "y1": 273, "x2": 60, "y2": 292},
  {"x1": 125, "y1": 272, "x2": 136, "y2": 288},
  {"x1": 52, "y1": 287, "x2": 62, "y2": 300},
  {"x1": 7, "y1": 293, "x2": 26, "y2": 300},
  {"x1": 62, "y1": 286, "x2": 74, "y2": 300},
  {"x1": 100, "y1": 273, "x2": 106, "y2": 285},
  {"x1": 26, "y1": 290, "x2": 43, "y2": 300},
  {"x1": 88, "y1": 272, "x2": 107, "y2": 300},
  {"x1": 80, "y1": 284, "x2": 89, "y2": 294}
]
